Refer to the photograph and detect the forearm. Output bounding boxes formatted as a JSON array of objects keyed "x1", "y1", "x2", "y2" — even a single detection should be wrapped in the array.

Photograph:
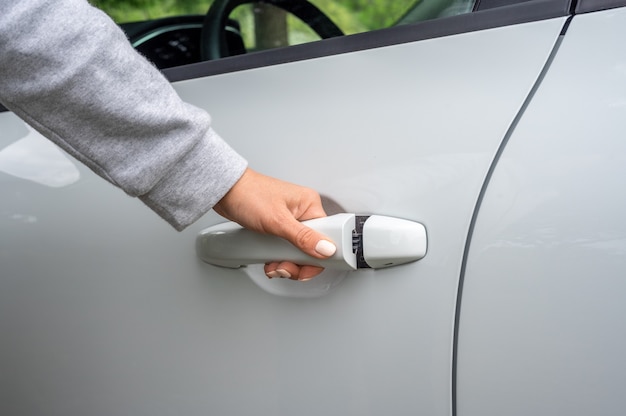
[{"x1": 0, "y1": 0, "x2": 247, "y2": 230}]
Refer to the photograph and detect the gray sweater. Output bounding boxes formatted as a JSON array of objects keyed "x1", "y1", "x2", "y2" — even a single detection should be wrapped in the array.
[{"x1": 0, "y1": 0, "x2": 248, "y2": 230}]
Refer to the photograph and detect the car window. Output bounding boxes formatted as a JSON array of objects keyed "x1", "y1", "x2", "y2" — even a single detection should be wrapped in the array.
[{"x1": 90, "y1": 0, "x2": 476, "y2": 68}]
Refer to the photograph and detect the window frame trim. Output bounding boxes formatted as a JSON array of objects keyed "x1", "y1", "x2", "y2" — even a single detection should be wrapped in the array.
[
  {"x1": 164, "y1": 0, "x2": 572, "y2": 82},
  {"x1": 0, "y1": 0, "x2": 578, "y2": 113}
]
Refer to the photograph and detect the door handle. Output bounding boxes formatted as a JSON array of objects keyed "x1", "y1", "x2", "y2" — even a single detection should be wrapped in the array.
[{"x1": 196, "y1": 213, "x2": 427, "y2": 270}]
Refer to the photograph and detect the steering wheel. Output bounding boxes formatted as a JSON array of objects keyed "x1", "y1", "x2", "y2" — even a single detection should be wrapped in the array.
[{"x1": 201, "y1": 0, "x2": 344, "y2": 61}]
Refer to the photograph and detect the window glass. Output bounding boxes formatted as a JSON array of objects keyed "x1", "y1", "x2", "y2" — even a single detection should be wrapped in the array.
[
  {"x1": 92, "y1": 1, "x2": 423, "y2": 31},
  {"x1": 90, "y1": 0, "x2": 476, "y2": 67}
]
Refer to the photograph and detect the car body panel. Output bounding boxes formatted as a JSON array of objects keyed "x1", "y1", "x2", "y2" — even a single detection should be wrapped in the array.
[
  {"x1": 0, "y1": 8, "x2": 577, "y2": 416},
  {"x1": 456, "y1": 7, "x2": 626, "y2": 415}
]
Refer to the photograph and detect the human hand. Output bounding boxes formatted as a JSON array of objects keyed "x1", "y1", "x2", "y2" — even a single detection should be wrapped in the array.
[{"x1": 213, "y1": 168, "x2": 337, "y2": 281}]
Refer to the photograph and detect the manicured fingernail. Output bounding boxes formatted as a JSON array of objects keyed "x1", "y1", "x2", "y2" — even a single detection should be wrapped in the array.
[
  {"x1": 299, "y1": 277, "x2": 313, "y2": 282},
  {"x1": 276, "y1": 269, "x2": 291, "y2": 279},
  {"x1": 266, "y1": 271, "x2": 280, "y2": 278},
  {"x1": 315, "y1": 240, "x2": 336, "y2": 257}
]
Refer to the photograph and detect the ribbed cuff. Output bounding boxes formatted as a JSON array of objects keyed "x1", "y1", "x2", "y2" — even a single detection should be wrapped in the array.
[{"x1": 139, "y1": 128, "x2": 247, "y2": 231}]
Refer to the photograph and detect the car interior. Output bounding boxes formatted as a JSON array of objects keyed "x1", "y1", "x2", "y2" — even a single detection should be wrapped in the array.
[{"x1": 122, "y1": 0, "x2": 477, "y2": 69}]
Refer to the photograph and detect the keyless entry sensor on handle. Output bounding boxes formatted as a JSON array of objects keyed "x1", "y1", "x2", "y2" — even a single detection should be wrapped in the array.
[{"x1": 196, "y1": 213, "x2": 427, "y2": 270}]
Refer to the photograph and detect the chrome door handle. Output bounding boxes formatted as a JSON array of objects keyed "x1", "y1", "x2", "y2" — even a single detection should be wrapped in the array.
[{"x1": 196, "y1": 213, "x2": 427, "y2": 270}]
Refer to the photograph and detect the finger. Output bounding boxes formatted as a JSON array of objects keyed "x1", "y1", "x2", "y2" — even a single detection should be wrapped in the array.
[
  {"x1": 276, "y1": 219, "x2": 337, "y2": 260},
  {"x1": 264, "y1": 262, "x2": 280, "y2": 278},
  {"x1": 274, "y1": 262, "x2": 324, "y2": 282},
  {"x1": 293, "y1": 190, "x2": 327, "y2": 221},
  {"x1": 265, "y1": 261, "x2": 324, "y2": 281},
  {"x1": 298, "y1": 265, "x2": 324, "y2": 282},
  {"x1": 266, "y1": 262, "x2": 301, "y2": 280},
  {"x1": 275, "y1": 261, "x2": 301, "y2": 280}
]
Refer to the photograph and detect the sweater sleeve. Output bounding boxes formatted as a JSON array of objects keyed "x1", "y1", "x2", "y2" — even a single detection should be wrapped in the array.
[{"x1": 0, "y1": 0, "x2": 248, "y2": 230}]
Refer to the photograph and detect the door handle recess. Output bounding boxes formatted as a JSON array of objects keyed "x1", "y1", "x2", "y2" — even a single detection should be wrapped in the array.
[{"x1": 196, "y1": 213, "x2": 427, "y2": 270}]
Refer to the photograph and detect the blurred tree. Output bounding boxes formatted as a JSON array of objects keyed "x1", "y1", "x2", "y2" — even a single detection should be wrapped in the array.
[
  {"x1": 90, "y1": 0, "x2": 417, "y2": 30},
  {"x1": 254, "y1": 4, "x2": 288, "y2": 49}
]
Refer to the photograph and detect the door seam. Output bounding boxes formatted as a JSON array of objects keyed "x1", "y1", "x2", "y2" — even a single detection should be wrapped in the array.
[{"x1": 450, "y1": 18, "x2": 572, "y2": 416}]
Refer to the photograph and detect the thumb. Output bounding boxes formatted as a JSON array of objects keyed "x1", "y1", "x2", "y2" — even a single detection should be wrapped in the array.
[{"x1": 280, "y1": 219, "x2": 337, "y2": 259}]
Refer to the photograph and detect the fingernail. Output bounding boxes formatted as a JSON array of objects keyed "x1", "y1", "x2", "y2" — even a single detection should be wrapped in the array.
[
  {"x1": 315, "y1": 240, "x2": 336, "y2": 257},
  {"x1": 276, "y1": 269, "x2": 291, "y2": 279},
  {"x1": 266, "y1": 271, "x2": 280, "y2": 278},
  {"x1": 299, "y1": 277, "x2": 313, "y2": 282}
]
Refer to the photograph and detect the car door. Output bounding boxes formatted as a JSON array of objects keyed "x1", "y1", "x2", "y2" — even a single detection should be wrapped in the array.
[
  {"x1": 0, "y1": 1, "x2": 571, "y2": 415},
  {"x1": 456, "y1": 1, "x2": 626, "y2": 414}
]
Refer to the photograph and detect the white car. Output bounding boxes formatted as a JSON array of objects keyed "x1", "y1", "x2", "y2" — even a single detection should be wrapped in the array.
[{"x1": 2, "y1": 0, "x2": 626, "y2": 415}]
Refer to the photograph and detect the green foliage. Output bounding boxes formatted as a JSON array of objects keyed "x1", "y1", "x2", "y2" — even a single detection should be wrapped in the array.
[
  {"x1": 90, "y1": 0, "x2": 418, "y2": 31},
  {"x1": 320, "y1": 0, "x2": 419, "y2": 29},
  {"x1": 90, "y1": 0, "x2": 213, "y2": 22}
]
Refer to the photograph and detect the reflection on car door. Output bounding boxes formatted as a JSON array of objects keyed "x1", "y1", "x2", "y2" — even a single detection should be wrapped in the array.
[{"x1": 0, "y1": 5, "x2": 569, "y2": 416}]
